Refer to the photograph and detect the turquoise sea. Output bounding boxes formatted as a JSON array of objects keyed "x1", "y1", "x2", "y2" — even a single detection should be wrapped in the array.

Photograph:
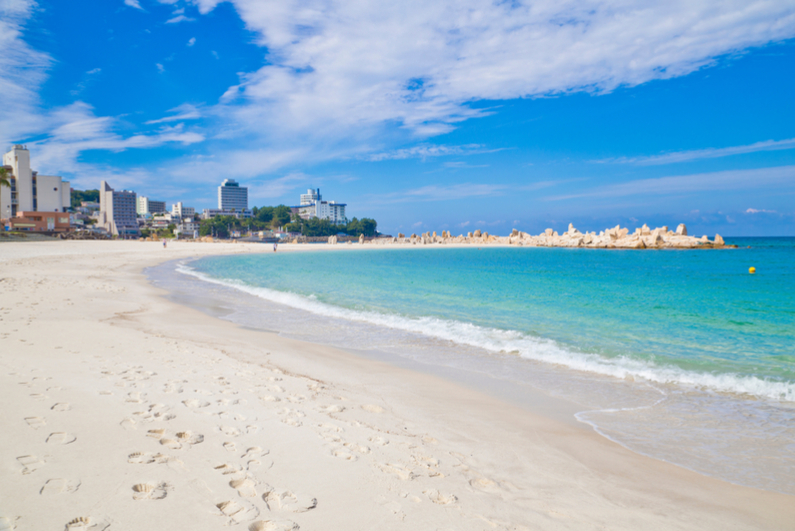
[{"x1": 153, "y1": 237, "x2": 795, "y2": 493}]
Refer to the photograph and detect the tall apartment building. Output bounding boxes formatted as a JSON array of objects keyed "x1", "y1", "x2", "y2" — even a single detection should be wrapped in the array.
[
  {"x1": 218, "y1": 179, "x2": 248, "y2": 211},
  {"x1": 171, "y1": 202, "x2": 195, "y2": 219},
  {"x1": 0, "y1": 145, "x2": 70, "y2": 219},
  {"x1": 294, "y1": 188, "x2": 347, "y2": 224},
  {"x1": 136, "y1": 196, "x2": 166, "y2": 215},
  {"x1": 98, "y1": 181, "x2": 139, "y2": 238}
]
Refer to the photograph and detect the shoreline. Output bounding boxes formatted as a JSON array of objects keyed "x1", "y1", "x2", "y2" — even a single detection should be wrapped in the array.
[{"x1": 1, "y1": 240, "x2": 793, "y2": 530}]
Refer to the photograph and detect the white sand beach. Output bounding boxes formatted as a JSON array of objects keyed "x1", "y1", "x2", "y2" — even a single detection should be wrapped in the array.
[{"x1": 1, "y1": 240, "x2": 792, "y2": 531}]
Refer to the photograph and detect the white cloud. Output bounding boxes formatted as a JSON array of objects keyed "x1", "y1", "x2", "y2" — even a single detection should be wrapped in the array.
[
  {"x1": 124, "y1": 0, "x2": 143, "y2": 10},
  {"x1": 156, "y1": 63, "x2": 164, "y2": 73},
  {"x1": 0, "y1": 0, "x2": 51, "y2": 143},
  {"x1": 745, "y1": 208, "x2": 777, "y2": 214},
  {"x1": 145, "y1": 103, "x2": 202, "y2": 124},
  {"x1": 86, "y1": 67, "x2": 101, "y2": 75},
  {"x1": 548, "y1": 165, "x2": 795, "y2": 201},
  {"x1": 595, "y1": 138, "x2": 795, "y2": 165},
  {"x1": 166, "y1": 15, "x2": 195, "y2": 24},
  {"x1": 187, "y1": 37, "x2": 196, "y2": 46},
  {"x1": 27, "y1": 102, "x2": 204, "y2": 177},
  {"x1": 365, "y1": 144, "x2": 495, "y2": 162},
  {"x1": 248, "y1": 172, "x2": 309, "y2": 199},
  {"x1": 196, "y1": 0, "x2": 795, "y2": 148}
]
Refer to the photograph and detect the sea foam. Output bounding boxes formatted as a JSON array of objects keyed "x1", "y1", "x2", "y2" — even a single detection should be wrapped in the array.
[{"x1": 177, "y1": 262, "x2": 794, "y2": 402}]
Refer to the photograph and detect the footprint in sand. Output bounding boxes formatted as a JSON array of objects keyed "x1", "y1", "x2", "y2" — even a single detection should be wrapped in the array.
[
  {"x1": 344, "y1": 442, "x2": 371, "y2": 454},
  {"x1": 215, "y1": 463, "x2": 243, "y2": 475},
  {"x1": 217, "y1": 426, "x2": 241, "y2": 437},
  {"x1": 46, "y1": 432, "x2": 76, "y2": 445},
  {"x1": 132, "y1": 482, "x2": 169, "y2": 500},
  {"x1": 368, "y1": 436, "x2": 389, "y2": 446},
  {"x1": 127, "y1": 452, "x2": 157, "y2": 465},
  {"x1": 229, "y1": 478, "x2": 258, "y2": 497},
  {"x1": 379, "y1": 463, "x2": 415, "y2": 481},
  {"x1": 223, "y1": 442, "x2": 237, "y2": 452},
  {"x1": 320, "y1": 405, "x2": 345, "y2": 413},
  {"x1": 242, "y1": 447, "x2": 270, "y2": 459},
  {"x1": 361, "y1": 404, "x2": 384, "y2": 413},
  {"x1": 159, "y1": 438, "x2": 182, "y2": 450},
  {"x1": 29, "y1": 393, "x2": 47, "y2": 401},
  {"x1": 146, "y1": 428, "x2": 166, "y2": 438},
  {"x1": 330, "y1": 449, "x2": 357, "y2": 461},
  {"x1": 182, "y1": 399, "x2": 210, "y2": 409},
  {"x1": 424, "y1": 489, "x2": 457, "y2": 505},
  {"x1": 51, "y1": 402, "x2": 71, "y2": 412},
  {"x1": 24, "y1": 417, "x2": 45, "y2": 429},
  {"x1": 248, "y1": 519, "x2": 299, "y2": 531},
  {"x1": 16, "y1": 455, "x2": 45, "y2": 475},
  {"x1": 0, "y1": 516, "x2": 19, "y2": 530},
  {"x1": 259, "y1": 395, "x2": 280, "y2": 403},
  {"x1": 469, "y1": 477, "x2": 502, "y2": 493},
  {"x1": 216, "y1": 500, "x2": 260, "y2": 525},
  {"x1": 176, "y1": 431, "x2": 205, "y2": 445},
  {"x1": 262, "y1": 487, "x2": 317, "y2": 513},
  {"x1": 40, "y1": 478, "x2": 81, "y2": 495},
  {"x1": 64, "y1": 516, "x2": 91, "y2": 530}
]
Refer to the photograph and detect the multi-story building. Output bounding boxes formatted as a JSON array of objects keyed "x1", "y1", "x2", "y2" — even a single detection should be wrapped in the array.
[
  {"x1": 201, "y1": 208, "x2": 253, "y2": 220},
  {"x1": 171, "y1": 202, "x2": 195, "y2": 219},
  {"x1": 98, "y1": 181, "x2": 139, "y2": 238},
  {"x1": 300, "y1": 188, "x2": 320, "y2": 205},
  {"x1": 1, "y1": 145, "x2": 70, "y2": 220},
  {"x1": 136, "y1": 196, "x2": 166, "y2": 215},
  {"x1": 293, "y1": 188, "x2": 347, "y2": 224},
  {"x1": 218, "y1": 179, "x2": 248, "y2": 211}
]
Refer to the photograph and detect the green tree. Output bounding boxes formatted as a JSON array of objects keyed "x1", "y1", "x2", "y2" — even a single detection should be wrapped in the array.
[
  {"x1": 71, "y1": 189, "x2": 100, "y2": 208},
  {"x1": 0, "y1": 167, "x2": 10, "y2": 188}
]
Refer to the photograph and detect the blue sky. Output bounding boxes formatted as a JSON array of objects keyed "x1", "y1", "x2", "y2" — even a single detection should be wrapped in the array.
[{"x1": 2, "y1": 0, "x2": 795, "y2": 236}]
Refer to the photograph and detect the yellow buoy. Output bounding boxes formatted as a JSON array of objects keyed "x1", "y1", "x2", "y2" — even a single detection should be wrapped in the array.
[{"x1": 749, "y1": 267, "x2": 756, "y2": 274}]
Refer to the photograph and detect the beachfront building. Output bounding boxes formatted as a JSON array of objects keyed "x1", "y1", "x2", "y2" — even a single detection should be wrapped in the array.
[
  {"x1": 201, "y1": 208, "x2": 253, "y2": 220},
  {"x1": 136, "y1": 196, "x2": 166, "y2": 216},
  {"x1": 293, "y1": 188, "x2": 347, "y2": 224},
  {"x1": 218, "y1": 179, "x2": 248, "y2": 211},
  {"x1": 98, "y1": 181, "x2": 139, "y2": 238},
  {"x1": 4, "y1": 211, "x2": 71, "y2": 232},
  {"x1": 171, "y1": 202, "x2": 195, "y2": 219},
  {"x1": 1, "y1": 145, "x2": 71, "y2": 220}
]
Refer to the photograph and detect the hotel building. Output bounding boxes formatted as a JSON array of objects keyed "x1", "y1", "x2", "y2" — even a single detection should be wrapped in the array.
[
  {"x1": 171, "y1": 202, "x2": 196, "y2": 219},
  {"x1": 1, "y1": 145, "x2": 71, "y2": 220},
  {"x1": 98, "y1": 181, "x2": 139, "y2": 238},
  {"x1": 294, "y1": 188, "x2": 347, "y2": 224},
  {"x1": 136, "y1": 196, "x2": 166, "y2": 216},
  {"x1": 218, "y1": 179, "x2": 248, "y2": 211}
]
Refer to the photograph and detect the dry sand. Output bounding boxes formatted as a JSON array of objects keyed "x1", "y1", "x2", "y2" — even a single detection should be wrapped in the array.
[{"x1": 1, "y1": 240, "x2": 792, "y2": 531}]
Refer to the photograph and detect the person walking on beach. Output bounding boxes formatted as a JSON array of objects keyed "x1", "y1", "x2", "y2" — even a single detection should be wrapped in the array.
[
  {"x1": 163, "y1": 240, "x2": 167, "y2": 248},
  {"x1": 273, "y1": 242, "x2": 278, "y2": 252}
]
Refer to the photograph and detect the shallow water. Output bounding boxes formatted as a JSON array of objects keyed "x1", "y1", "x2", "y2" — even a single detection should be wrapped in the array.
[{"x1": 149, "y1": 237, "x2": 795, "y2": 494}]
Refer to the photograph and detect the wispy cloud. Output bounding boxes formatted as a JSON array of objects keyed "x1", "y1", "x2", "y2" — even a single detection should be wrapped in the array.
[
  {"x1": 365, "y1": 144, "x2": 497, "y2": 162},
  {"x1": 166, "y1": 15, "x2": 195, "y2": 24},
  {"x1": 248, "y1": 172, "x2": 309, "y2": 199},
  {"x1": 443, "y1": 161, "x2": 489, "y2": 169},
  {"x1": 145, "y1": 103, "x2": 202, "y2": 124},
  {"x1": 124, "y1": 0, "x2": 143, "y2": 10},
  {"x1": 746, "y1": 208, "x2": 777, "y2": 214},
  {"x1": 156, "y1": 63, "x2": 164, "y2": 73},
  {"x1": 548, "y1": 166, "x2": 795, "y2": 201},
  {"x1": 595, "y1": 138, "x2": 795, "y2": 166},
  {"x1": 187, "y1": 37, "x2": 196, "y2": 47}
]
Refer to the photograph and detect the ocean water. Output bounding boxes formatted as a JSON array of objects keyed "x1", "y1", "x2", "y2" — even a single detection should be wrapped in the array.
[{"x1": 153, "y1": 237, "x2": 795, "y2": 494}]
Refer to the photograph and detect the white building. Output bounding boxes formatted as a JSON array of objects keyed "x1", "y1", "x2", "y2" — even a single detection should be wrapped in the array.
[
  {"x1": 171, "y1": 202, "x2": 195, "y2": 219},
  {"x1": 1, "y1": 145, "x2": 70, "y2": 219},
  {"x1": 218, "y1": 179, "x2": 248, "y2": 211},
  {"x1": 294, "y1": 188, "x2": 346, "y2": 224},
  {"x1": 201, "y1": 208, "x2": 252, "y2": 220},
  {"x1": 136, "y1": 196, "x2": 166, "y2": 215},
  {"x1": 98, "y1": 181, "x2": 139, "y2": 238},
  {"x1": 300, "y1": 188, "x2": 320, "y2": 205}
]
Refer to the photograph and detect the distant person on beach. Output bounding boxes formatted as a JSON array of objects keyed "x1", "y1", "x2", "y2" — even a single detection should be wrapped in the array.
[
  {"x1": 163, "y1": 240, "x2": 167, "y2": 248},
  {"x1": 273, "y1": 242, "x2": 278, "y2": 252}
]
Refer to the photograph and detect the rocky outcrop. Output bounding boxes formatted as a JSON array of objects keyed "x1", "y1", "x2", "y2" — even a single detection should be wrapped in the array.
[
  {"x1": 328, "y1": 235, "x2": 338, "y2": 244},
  {"x1": 360, "y1": 222, "x2": 730, "y2": 249}
]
